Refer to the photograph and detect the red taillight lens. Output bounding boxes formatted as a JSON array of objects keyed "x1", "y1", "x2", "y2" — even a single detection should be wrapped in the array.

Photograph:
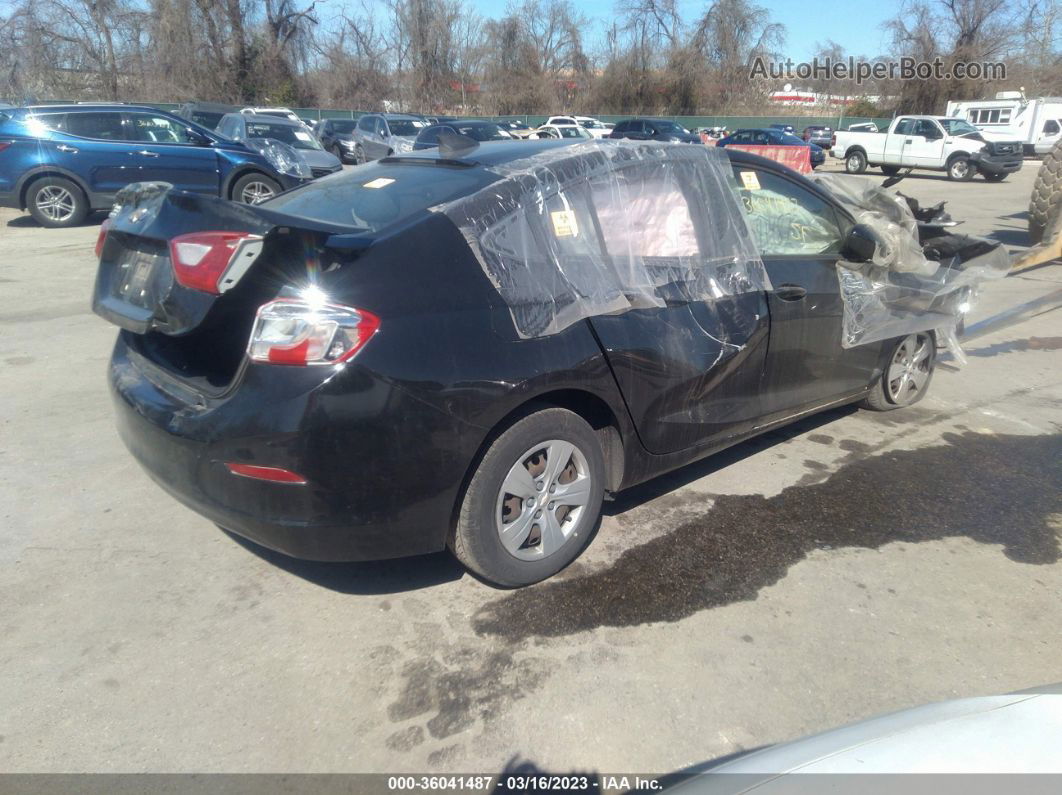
[
  {"x1": 95, "y1": 217, "x2": 112, "y2": 258},
  {"x1": 248, "y1": 297, "x2": 380, "y2": 366},
  {"x1": 225, "y1": 463, "x2": 307, "y2": 484},
  {"x1": 831, "y1": 134, "x2": 837, "y2": 147},
  {"x1": 169, "y1": 231, "x2": 263, "y2": 294}
]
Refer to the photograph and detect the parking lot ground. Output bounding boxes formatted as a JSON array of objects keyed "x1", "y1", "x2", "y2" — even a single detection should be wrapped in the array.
[{"x1": 1, "y1": 161, "x2": 1060, "y2": 775}]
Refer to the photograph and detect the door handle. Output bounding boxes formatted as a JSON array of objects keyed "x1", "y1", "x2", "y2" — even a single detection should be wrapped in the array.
[
  {"x1": 133, "y1": 150, "x2": 160, "y2": 157},
  {"x1": 775, "y1": 284, "x2": 807, "y2": 301},
  {"x1": 56, "y1": 144, "x2": 79, "y2": 153},
  {"x1": 905, "y1": 138, "x2": 913, "y2": 143}
]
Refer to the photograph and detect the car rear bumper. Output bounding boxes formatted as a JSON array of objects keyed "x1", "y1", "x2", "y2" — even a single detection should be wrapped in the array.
[{"x1": 109, "y1": 334, "x2": 470, "y2": 562}]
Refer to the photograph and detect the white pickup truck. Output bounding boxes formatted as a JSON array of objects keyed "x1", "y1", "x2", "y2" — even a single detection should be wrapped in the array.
[{"x1": 830, "y1": 115, "x2": 1023, "y2": 181}]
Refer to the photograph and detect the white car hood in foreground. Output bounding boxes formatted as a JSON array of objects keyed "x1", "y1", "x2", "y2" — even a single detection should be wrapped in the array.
[{"x1": 670, "y1": 688, "x2": 1062, "y2": 793}]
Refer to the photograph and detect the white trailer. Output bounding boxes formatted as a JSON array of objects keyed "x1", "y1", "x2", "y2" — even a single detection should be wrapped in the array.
[{"x1": 945, "y1": 93, "x2": 1062, "y2": 155}]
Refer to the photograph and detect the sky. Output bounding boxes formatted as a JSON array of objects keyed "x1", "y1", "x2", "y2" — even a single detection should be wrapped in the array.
[{"x1": 469, "y1": 0, "x2": 896, "y2": 62}]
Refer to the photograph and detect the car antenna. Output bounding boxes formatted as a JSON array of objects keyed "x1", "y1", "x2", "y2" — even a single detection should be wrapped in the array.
[{"x1": 438, "y1": 130, "x2": 479, "y2": 159}]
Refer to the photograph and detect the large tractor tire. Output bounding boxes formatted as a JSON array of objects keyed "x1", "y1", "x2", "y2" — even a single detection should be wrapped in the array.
[{"x1": 1029, "y1": 139, "x2": 1062, "y2": 245}]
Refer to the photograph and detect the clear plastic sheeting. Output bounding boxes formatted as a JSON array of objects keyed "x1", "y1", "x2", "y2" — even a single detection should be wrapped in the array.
[
  {"x1": 810, "y1": 173, "x2": 1010, "y2": 352},
  {"x1": 435, "y1": 140, "x2": 770, "y2": 338},
  {"x1": 810, "y1": 173, "x2": 935, "y2": 275}
]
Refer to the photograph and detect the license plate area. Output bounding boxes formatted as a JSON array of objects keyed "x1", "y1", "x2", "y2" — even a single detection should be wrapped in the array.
[{"x1": 109, "y1": 238, "x2": 173, "y2": 312}]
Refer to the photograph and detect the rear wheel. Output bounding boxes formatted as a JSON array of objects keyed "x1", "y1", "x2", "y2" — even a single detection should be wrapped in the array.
[
  {"x1": 232, "y1": 173, "x2": 280, "y2": 205},
  {"x1": 26, "y1": 176, "x2": 88, "y2": 228},
  {"x1": 845, "y1": 150, "x2": 867, "y2": 174},
  {"x1": 451, "y1": 408, "x2": 605, "y2": 587},
  {"x1": 861, "y1": 332, "x2": 936, "y2": 411}
]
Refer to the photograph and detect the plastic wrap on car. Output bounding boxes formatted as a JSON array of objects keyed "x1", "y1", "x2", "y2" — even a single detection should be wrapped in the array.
[
  {"x1": 810, "y1": 173, "x2": 1009, "y2": 352},
  {"x1": 433, "y1": 140, "x2": 771, "y2": 339}
]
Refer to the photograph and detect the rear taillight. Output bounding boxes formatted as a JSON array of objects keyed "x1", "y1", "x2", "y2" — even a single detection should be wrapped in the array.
[
  {"x1": 94, "y1": 218, "x2": 112, "y2": 258},
  {"x1": 248, "y1": 297, "x2": 380, "y2": 366},
  {"x1": 831, "y1": 134, "x2": 837, "y2": 147},
  {"x1": 169, "y1": 231, "x2": 263, "y2": 294}
]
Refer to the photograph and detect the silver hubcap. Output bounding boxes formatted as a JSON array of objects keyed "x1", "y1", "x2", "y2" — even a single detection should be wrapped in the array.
[
  {"x1": 887, "y1": 333, "x2": 932, "y2": 404},
  {"x1": 496, "y1": 440, "x2": 591, "y2": 561},
  {"x1": 951, "y1": 161, "x2": 968, "y2": 178},
  {"x1": 36, "y1": 186, "x2": 75, "y2": 222},
  {"x1": 847, "y1": 154, "x2": 861, "y2": 171},
  {"x1": 241, "y1": 182, "x2": 275, "y2": 204}
]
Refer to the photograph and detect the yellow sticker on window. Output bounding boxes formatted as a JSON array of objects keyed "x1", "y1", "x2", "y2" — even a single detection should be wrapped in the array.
[
  {"x1": 363, "y1": 178, "x2": 395, "y2": 189},
  {"x1": 740, "y1": 171, "x2": 761, "y2": 191},
  {"x1": 551, "y1": 209, "x2": 579, "y2": 238}
]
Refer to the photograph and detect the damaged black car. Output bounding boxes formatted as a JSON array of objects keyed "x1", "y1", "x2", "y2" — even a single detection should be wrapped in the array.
[{"x1": 92, "y1": 140, "x2": 1008, "y2": 586}]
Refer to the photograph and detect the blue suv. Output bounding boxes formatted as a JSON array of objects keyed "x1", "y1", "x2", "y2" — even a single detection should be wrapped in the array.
[{"x1": 0, "y1": 104, "x2": 315, "y2": 227}]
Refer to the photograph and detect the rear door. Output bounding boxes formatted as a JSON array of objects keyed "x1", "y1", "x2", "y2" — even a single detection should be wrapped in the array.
[
  {"x1": 730, "y1": 163, "x2": 884, "y2": 414},
  {"x1": 121, "y1": 111, "x2": 220, "y2": 195},
  {"x1": 58, "y1": 111, "x2": 138, "y2": 198},
  {"x1": 583, "y1": 159, "x2": 770, "y2": 454}
]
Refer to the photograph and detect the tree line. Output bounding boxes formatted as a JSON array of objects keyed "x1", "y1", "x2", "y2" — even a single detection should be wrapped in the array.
[{"x1": 0, "y1": 0, "x2": 1058, "y2": 116}]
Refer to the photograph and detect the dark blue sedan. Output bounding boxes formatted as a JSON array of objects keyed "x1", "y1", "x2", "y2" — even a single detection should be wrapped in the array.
[
  {"x1": 717, "y1": 128, "x2": 825, "y2": 168},
  {"x1": 0, "y1": 104, "x2": 314, "y2": 227}
]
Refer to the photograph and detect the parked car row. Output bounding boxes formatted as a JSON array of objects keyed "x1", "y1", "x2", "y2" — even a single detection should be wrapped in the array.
[{"x1": 0, "y1": 103, "x2": 342, "y2": 226}]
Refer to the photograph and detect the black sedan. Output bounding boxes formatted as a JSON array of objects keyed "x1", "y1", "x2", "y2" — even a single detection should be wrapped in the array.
[
  {"x1": 94, "y1": 141, "x2": 936, "y2": 586},
  {"x1": 718, "y1": 128, "x2": 826, "y2": 167},
  {"x1": 609, "y1": 118, "x2": 702, "y2": 143}
]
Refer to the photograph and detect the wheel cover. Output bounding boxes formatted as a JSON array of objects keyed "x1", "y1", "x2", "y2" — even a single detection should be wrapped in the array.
[
  {"x1": 847, "y1": 153, "x2": 862, "y2": 171},
  {"x1": 951, "y1": 160, "x2": 969, "y2": 178},
  {"x1": 241, "y1": 181, "x2": 275, "y2": 204},
  {"x1": 887, "y1": 333, "x2": 932, "y2": 404},
  {"x1": 36, "y1": 186, "x2": 76, "y2": 222},
  {"x1": 496, "y1": 439, "x2": 592, "y2": 561}
]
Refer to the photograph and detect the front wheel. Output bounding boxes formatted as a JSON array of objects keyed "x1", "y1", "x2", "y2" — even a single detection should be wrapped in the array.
[
  {"x1": 232, "y1": 173, "x2": 281, "y2": 205},
  {"x1": 947, "y1": 157, "x2": 975, "y2": 181},
  {"x1": 451, "y1": 408, "x2": 605, "y2": 587},
  {"x1": 353, "y1": 144, "x2": 366, "y2": 164},
  {"x1": 861, "y1": 332, "x2": 936, "y2": 411},
  {"x1": 845, "y1": 150, "x2": 868, "y2": 174}
]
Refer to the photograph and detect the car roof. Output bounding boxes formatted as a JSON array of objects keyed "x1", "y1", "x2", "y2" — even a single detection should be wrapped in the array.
[
  {"x1": 240, "y1": 113, "x2": 302, "y2": 126},
  {"x1": 25, "y1": 103, "x2": 165, "y2": 114},
  {"x1": 380, "y1": 113, "x2": 426, "y2": 120}
]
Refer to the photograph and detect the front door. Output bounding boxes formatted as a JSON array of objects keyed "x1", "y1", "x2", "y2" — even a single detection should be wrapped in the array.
[
  {"x1": 730, "y1": 163, "x2": 884, "y2": 415},
  {"x1": 903, "y1": 119, "x2": 946, "y2": 167},
  {"x1": 58, "y1": 111, "x2": 139, "y2": 199},
  {"x1": 121, "y1": 112, "x2": 219, "y2": 195}
]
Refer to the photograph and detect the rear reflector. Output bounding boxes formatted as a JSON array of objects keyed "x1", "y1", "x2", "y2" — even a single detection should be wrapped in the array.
[
  {"x1": 169, "y1": 231, "x2": 263, "y2": 294},
  {"x1": 225, "y1": 462, "x2": 307, "y2": 484},
  {"x1": 94, "y1": 218, "x2": 112, "y2": 258},
  {"x1": 248, "y1": 297, "x2": 380, "y2": 366}
]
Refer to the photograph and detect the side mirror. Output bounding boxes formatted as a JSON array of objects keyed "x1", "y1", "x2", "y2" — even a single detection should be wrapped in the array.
[
  {"x1": 841, "y1": 224, "x2": 879, "y2": 263},
  {"x1": 188, "y1": 129, "x2": 212, "y2": 146}
]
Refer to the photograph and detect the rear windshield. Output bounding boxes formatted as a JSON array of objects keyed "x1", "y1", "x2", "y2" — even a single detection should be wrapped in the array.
[
  {"x1": 263, "y1": 161, "x2": 499, "y2": 232},
  {"x1": 454, "y1": 123, "x2": 510, "y2": 141}
]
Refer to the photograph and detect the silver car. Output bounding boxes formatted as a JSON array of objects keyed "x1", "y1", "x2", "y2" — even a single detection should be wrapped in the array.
[
  {"x1": 350, "y1": 113, "x2": 429, "y2": 163},
  {"x1": 216, "y1": 113, "x2": 342, "y2": 179}
]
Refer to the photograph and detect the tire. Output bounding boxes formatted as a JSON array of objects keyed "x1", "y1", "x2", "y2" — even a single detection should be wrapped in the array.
[
  {"x1": 1029, "y1": 138, "x2": 1062, "y2": 244},
  {"x1": 26, "y1": 176, "x2": 88, "y2": 228},
  {"x1": 331, "y1": 144, "x2": 344, "y2": 162},
  {"x1": 450, "y1": 408, "x2": 605, "y2": 587},
  {"x1": 983, "y1": 171, "x2": 1006, "y2": 182},
  {"x1": 947, "y1": 156, "x2": 974, "y2": 181},
  {"x1": 845, "y1": 149, "x2": 867, "y2": 174},
  {"x1": 861, "y1": 332, "x2": 936, "y2": 412},
  {"x1": 231, "y1": 172, "x2": 281, "y2": 205},
  {"x1": 353, "y1": 144, "x2": 366, "y2": 164},
  {"x1": 880, "y1": 165, "x2": 900, "y2": 176}
]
